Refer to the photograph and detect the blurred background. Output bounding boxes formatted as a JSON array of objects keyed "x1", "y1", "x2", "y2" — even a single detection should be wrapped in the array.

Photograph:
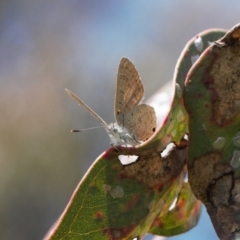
[{"x1": 0, "y1": 1, "x2": 239, "y2": 239}]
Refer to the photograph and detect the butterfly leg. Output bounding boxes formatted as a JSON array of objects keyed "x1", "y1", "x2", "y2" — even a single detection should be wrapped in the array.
[{"x1": 111, "y1": 143, "x2": 121, "y2": 152}]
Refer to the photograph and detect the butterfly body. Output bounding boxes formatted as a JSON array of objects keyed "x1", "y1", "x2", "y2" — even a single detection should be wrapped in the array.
[{"x1": 107, "y1": 123, "x2": 138, "y2": 146}]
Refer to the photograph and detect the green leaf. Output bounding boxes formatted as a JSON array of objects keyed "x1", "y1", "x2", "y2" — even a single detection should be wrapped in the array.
[
  {"x1": 46, "y1": 143, "x2": 187, "y2": 239},
  {"x1": 148, "y1": 180, "x2": 202, "y2": 236}
]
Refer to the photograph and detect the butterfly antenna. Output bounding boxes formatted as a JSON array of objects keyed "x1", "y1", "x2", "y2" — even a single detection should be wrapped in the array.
[
  {"x1": 65, "y1": 89, "x2": 109, "y2": 128},
  {"x1": 70, "y1": 125, "x2": 106, "y2": 133}
]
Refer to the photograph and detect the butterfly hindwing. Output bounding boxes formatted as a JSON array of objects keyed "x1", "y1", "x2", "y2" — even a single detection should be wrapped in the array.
[{"x1": 123, "y1": 104, "x2": 156, "y2": 142}]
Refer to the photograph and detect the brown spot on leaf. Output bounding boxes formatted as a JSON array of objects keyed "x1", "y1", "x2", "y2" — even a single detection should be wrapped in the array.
[
  {"x1": 189, "y1": 151, "x2": 232, "y2": 204},
  {"x1": 121, "y1": 145, "x2": 186, "y2": 188},
  {"x1": 124, "y1": 195, "x2": 140, "y2": 211},
  {"x1": 95, "y1": 211, "x2": 104, "y2": 219},
  {"x1": 208, "y1": 206, "x2": 239, "y2": 240},
  {"x1": 208, "y1": 174, "x2": 233, "y2": 207},
  {"x1": 205, "y1": 35, "x2": 240, "y2": 126},
  {"x1": 188, "y1": 151, "x2": 240, "y2": 239},
  {"x1": 103, "y1": 224, "x2": 137, "y2": 240}
]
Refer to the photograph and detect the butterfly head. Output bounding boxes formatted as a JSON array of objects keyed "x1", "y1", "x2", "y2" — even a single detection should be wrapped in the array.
[{"x1": 107, "y1": 123, "x2": 124, "y2": 146}]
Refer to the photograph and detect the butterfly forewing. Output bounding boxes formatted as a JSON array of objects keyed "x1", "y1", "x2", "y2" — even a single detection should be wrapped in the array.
[
  {"x1": 124, "y1": 104, "x2": 156, "y2": 142},
  {"x1": 115, "y1": 58, "x2": 144, "y2": 126}
]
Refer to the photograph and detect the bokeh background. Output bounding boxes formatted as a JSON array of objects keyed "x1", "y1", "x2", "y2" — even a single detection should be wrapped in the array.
[{"x1": 1, "y1": 1, "x2": 239, "y2": 239}]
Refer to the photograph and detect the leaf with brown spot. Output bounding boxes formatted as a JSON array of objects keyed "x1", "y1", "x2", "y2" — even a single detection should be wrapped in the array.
[
  {"x1": 184, "y1": 23, "x2": 240, "y2": 240},
  {"x1": 44, "y1": 28, "x2": 227, "y2": 240}
]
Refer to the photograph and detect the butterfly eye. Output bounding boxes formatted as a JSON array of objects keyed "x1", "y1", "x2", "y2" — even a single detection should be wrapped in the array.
[{"x1": 152, "y1": 128, "x2": 156, "y2": 132}]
